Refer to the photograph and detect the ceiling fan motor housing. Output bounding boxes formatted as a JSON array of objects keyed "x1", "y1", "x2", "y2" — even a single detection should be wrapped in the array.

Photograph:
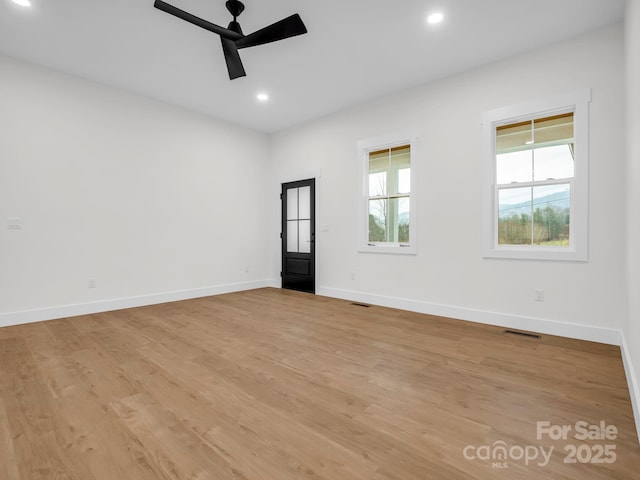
[{"x1": 226, "y1": 0, "x2": 244, "y2": 18}]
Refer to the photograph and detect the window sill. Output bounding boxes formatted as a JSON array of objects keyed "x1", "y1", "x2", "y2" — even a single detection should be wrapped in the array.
[
  {"x1": 359, "y1": 244, "x2": 417, "y2": 255},
  {"x1": 483, "y1": 246, "x2": 587, "y2": 262}
]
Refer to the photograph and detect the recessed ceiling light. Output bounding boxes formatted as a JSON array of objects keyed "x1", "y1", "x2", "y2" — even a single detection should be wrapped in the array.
[
  {"x1": 427, "y1": 12, "x2": 444, "y2": 25},
  {"x1": 256, "y1": 92, "x2": 269, "y2": 102},
  {"x1": 11, "y1": 0, "x2": 31, "y2": 6}
]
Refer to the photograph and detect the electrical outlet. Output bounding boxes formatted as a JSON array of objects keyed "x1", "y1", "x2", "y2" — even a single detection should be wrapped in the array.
[
  {"x1": 351, "y1": 271, "x2": 356, "y2": 280},
  {"x1": 534, "y1": 289, "x2": 544, "y2": 302},
  {"x1": 88, "y1": 278, "x2": 97, "y2": 289}
]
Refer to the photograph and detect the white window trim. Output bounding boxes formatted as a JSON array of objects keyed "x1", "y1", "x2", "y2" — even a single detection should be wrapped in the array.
[
  {"x1": 357, "y1": 131, "x2": 418, "y2": 255},
  {"x1": 481, "y1": 89, "x2": 591, "y2": 262}
]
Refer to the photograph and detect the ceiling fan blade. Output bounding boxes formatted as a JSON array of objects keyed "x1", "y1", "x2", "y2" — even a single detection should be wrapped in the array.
[
  {"x1": 235, "y1": 14, "x2": 307, "y2": 49},
  {"x1": 220, "y1": 37, "x2": 246, "y2": 80},
  {"x1": 154, "y1": 0, "x2": 243, "y2": 41}
]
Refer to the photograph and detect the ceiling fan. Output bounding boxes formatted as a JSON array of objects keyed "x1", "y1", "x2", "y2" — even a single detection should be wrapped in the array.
[{"x1": 154, "y1": 0, "x2": 308, "y2": 80}]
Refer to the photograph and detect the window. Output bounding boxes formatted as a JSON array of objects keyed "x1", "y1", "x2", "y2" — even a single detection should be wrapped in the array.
[
  {"x1": 482, "y1": 90, "x2": 591, "y2": 261},
  {"x1": 357, "y1": 132, "x2": 417, "y2": 254}
]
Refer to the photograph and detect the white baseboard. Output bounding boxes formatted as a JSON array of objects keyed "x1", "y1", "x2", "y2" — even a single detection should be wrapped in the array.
[
  {"x1": 266, "y1": 278, "x2": 281, "y2": 288},
  {"x1": 620, "y1": 331, "x2": 640, "y2": 444},
  {"x1": 316, "y1": 286, "x2": 620, "y2": 345},
  {"x1": 0, "y1": 279, "x2": 274, "y2": 328}
]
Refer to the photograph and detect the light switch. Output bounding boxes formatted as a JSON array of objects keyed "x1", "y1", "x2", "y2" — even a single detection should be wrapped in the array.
[{"x1": 7, "y1": 217, "x2": 22, "y2": 229}]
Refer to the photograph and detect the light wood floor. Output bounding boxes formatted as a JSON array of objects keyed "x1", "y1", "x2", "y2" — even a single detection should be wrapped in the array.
[{"x1": 0, "y1": 288, "x2": 638, "y2": 479}]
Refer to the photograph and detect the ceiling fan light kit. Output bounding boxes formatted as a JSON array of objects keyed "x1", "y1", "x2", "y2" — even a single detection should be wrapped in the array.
[{"x1": 154, "y1": 0, "x2": 308, "y2": 80}]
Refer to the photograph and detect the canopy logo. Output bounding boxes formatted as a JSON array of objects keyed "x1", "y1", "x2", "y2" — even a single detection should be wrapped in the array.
[{"x1": 463, "y1": 441, "x2": 553, "y2": 469}]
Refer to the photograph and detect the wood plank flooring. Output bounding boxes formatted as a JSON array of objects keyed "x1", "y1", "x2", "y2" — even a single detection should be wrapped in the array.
[{"x1": 0, "y1": 287, "x2": 638, "y2": 479}]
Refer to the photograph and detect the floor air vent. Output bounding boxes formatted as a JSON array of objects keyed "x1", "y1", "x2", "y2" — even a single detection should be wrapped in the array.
[
  {"x1": 503, "y1": 329, "x2": 541, "y2": 339},
  {"x1": 351, "y1": 302, "x2": 371, "y2": 308}
]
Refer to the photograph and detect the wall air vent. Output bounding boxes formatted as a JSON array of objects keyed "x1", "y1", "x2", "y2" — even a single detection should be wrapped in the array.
[{"x1": 503, "y1": 329, "x2": 541, "y2": 339}]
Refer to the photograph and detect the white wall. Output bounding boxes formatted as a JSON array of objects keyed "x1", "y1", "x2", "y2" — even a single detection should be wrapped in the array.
[
  {"x1": 624, "y1": 0, "x2": 640, "y2": 438},
  {"x1": 0, "y1": 55, "x2": 271, "y2": 322},
  {"x1": 269, "y1": 24, "x2": 627, "y2": 344}
]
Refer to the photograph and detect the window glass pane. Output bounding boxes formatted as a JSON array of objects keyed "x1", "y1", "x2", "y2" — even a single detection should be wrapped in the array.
[
  {"x1": 369, "y1": 171, "x2": 387, "y2": 197},
  {"x1": 287, "y1": 220, "x2": 298, "y2": 252},
  {"x1": 389, "y1": 146, "x2": 411, "y2": 195},
  {"x1": 496, "y1": 150, "x2": 533, "y2": 184},
  {"x1": 496, "y1": 119, "x2": 533, "y2": 153},
  {"x1": 498, "y1": 187, "x2": 532, "y2": 245},
  {"x1": 298, "y1": 186, "x2": 311, "y2": 219},
  {"x1": 368, "y1": 199, "x2": 387, "y2": 242},
  {"x1": 390, "y1": 145, "x2": 411, "y2": 160},
  {"x1": 398, "y1": 168, "x2": 411, "y2": 194},
  {"x1": 389, "y1": 197, "x2": 410, "y2": 243},
  {"x1": 533, "y1": 113, "x2": 573, "y2": 146},
  {"x1": 287, "y1": 188, "x2": 298, "y2": 220},
  {"x1": 533, "y1": 144, "x2": 574, "y2": 181},
  {"x1": 532, "y1": 184, "x2": 570, "y2": 246},
  {"x1": 369, "y1": 149, "x2": 390, "y2": 173}
]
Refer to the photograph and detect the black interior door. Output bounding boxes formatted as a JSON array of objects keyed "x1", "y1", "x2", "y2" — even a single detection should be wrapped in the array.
[{"x1": 281, "y1": 179, "x2": 315, "y2": 293}]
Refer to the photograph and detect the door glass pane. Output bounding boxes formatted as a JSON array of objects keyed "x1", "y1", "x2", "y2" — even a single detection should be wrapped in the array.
[
  {"x1": 532, "y1": 184, "x2": 571, "y2": 246},
  {"x1": 298, "y1": 186, "x2": 311, "y2": 219},
  {"x1": 368, "y1": 198, "x2": 387, "y2": 242},
  {"x1": 299, "y1": 220, "x2": 311, "y2": 253},
  {"x1": 287, "y1": 188, "x2": 298, "y2": 220},
  {"x1": 287, "y1": 220, "x2": 298, "y2": 252},
  {"x1": 498, "y1": 187, "x2": 532, "y2": 245}
]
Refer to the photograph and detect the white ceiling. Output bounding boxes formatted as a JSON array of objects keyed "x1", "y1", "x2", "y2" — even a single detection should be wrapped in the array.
[{"x1": 0, "y1": 0, "x2": 626, "y2": 133}]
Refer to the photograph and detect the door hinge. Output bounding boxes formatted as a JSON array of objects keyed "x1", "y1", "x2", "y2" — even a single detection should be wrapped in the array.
[
  {"x1": 280, "y1": 193, "x2": 283, "y2": 200},
  {"x1": 280, "y1": 232, "x2": 283, "y2": 239},
  {"x1": 280, "y1": 271, "x2": 283, "y2": 277}
]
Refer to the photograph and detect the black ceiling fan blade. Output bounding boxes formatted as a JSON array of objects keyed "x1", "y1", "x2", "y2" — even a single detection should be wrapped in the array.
[
  {"x1": 154, "y1": 0, "x2": 243, "y2": 41},
  {"x1": 220, "y1": 37, "x2": 246, "y2": 80},
  {"x1": 235, "y1": 14, "x2": 307, "y2": 49}
]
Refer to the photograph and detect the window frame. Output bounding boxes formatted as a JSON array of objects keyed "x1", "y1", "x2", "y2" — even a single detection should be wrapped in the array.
[
  {"x1": 481, "y1": 89, "x2": 591, "y2": 261},
  {"x1": 357, "y1": 131, "x2": 418, "y2": 255}
]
